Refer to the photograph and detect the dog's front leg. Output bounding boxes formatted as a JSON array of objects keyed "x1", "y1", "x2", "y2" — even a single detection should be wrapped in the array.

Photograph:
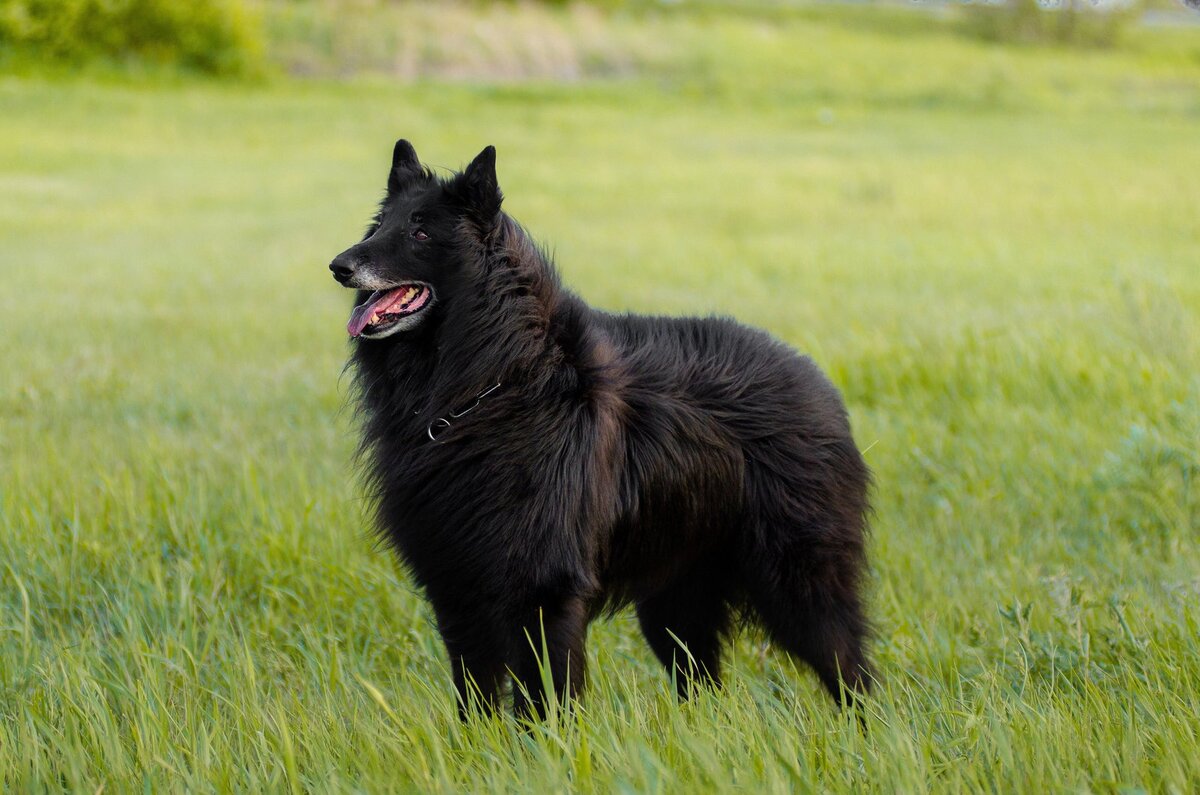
[
  {"x1": 511, "y1": 593, "x2": 589, "y2": 720},
  {"x1": 434, "y1": 605, "x2": 512, "y2": 720}
]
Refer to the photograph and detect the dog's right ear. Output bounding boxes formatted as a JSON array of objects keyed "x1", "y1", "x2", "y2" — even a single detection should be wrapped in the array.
[{"x1": 388, "y1": 139, "x2": 421, "y2": 193}]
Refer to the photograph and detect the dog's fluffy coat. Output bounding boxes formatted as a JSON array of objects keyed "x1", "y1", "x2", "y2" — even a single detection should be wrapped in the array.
[{"x1": 332, "y1": 141, "x2": 872, "y2": 718}]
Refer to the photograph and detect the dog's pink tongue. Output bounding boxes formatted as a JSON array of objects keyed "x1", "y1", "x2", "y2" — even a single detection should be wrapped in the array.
[{"x1": 348, "y1": 291, "x2": 387, "y2": 337}]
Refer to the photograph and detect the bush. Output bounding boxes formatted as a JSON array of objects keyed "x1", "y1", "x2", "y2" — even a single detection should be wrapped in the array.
[
  {"x1": 963, "y1": 0, "x2": 1143, "y2": 48},
  {"x1": 0, "y1": 0, "x2": 264, "y2": 75}
]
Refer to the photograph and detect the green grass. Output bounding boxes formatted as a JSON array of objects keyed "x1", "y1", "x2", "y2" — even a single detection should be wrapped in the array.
[{"x1": 2, "y1": 8, "x2": 1199, "y2": 792}]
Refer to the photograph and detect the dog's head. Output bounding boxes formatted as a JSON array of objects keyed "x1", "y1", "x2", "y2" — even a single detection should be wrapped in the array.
[{"x1": 329, "y1": 140, "x2": 502, "y2": 340}]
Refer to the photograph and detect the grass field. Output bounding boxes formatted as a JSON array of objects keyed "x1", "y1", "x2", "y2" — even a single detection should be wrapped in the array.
[{"x1": 2, "y1": 6, "x2": 1200, "y2": 791}]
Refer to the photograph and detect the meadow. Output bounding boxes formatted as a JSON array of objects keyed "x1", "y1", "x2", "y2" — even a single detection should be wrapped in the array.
[{"x1": 2, "y1": 5, "x2": 1199, "y2": 791}]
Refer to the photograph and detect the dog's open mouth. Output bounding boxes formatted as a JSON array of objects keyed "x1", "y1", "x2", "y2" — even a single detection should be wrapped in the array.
[{"x1": 348, "y1": 283, "x2": 432, "y2": 337}]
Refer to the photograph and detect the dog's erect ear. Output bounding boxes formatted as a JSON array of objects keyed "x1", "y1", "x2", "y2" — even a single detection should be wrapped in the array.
[
  {"x1": 388, "y1": 139, "x2": 421, "y2": 193},
  {"x1": 455, "y1": 145, "x2": 502, "y2": 222}
]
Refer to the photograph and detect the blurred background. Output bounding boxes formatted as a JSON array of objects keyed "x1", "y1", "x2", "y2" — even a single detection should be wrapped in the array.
[
  {"x1": 2, "y1": 0, "x2": 1199, "y2": 791},
  {"x1": 2, "y1": 0, "x2": 1198, "y2": 79}
]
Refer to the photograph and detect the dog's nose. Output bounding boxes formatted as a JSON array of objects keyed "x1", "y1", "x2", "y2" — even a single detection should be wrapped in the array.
[{"x1": 329, "y1": 254, "x2": 357, "y2": 284}]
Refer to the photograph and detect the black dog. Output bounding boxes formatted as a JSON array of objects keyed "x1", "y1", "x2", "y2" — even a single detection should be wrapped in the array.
[{"x1": 330, "y1": 141, "x2": 872, "y2": 718}]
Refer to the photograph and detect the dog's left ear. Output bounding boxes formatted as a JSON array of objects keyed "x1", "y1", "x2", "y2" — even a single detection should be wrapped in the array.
[{"x1": 454, "y1": 145, "x2": 502, "y2": 223}]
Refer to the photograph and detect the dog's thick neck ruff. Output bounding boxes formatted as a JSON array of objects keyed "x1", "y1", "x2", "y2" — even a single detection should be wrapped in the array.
[{"x1": 350, "y1": 215, "x2": 589, "y2": 445}]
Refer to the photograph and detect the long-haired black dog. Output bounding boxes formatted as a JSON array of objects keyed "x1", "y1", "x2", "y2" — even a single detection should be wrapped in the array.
[{"x1": 330, "y1": 141, "x2": 871, "y2": 719}]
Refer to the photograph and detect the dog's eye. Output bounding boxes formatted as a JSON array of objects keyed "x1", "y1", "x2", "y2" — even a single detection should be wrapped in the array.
[{"x1": 412, "y1": 229, "x2": 429, "y2": 242}]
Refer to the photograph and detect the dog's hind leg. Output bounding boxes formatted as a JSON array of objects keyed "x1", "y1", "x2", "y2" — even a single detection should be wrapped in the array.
[
  {"x1": 748, "y1": 548, "x2": 871, "y2": 706},
  {"x1": 636, "y1": 569, "x2": 733, "y2": 699},
  {"x1": 511, "y1": 593, "x2": 589, "y2": 720}
]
